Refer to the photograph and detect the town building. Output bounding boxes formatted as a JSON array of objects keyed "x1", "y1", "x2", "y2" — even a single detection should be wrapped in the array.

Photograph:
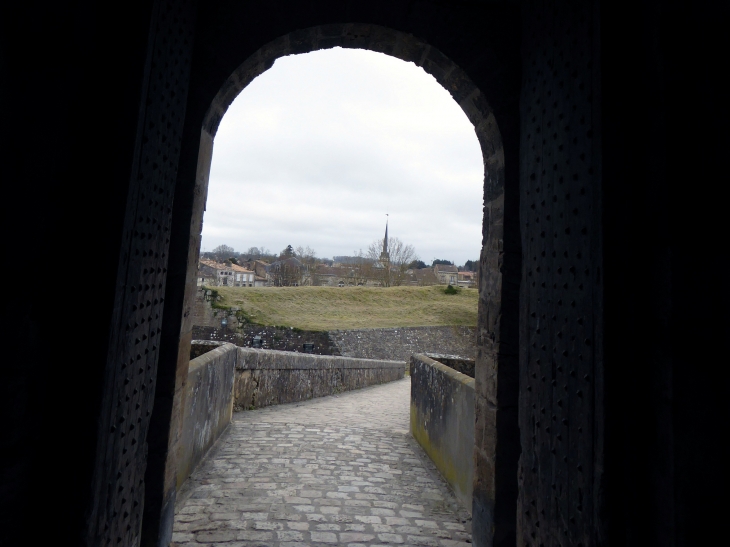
[
  {"x1": 408, "y1": 267, "x2": 439, "y2": 286},
  {"x1": 198, "y1": 259, "x2": 255, "y2": 287},
  {"x1": 457, "y1": 271, "x2": 477, "y2": 288},
  {"x1": 434, "y1": 263, "x2": 459, "y2": 285}
]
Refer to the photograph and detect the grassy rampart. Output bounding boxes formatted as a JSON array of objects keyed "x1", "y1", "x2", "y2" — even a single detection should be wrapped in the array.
[{"x1": 209, "y1": 285, "x2": 477, "y2": 331}]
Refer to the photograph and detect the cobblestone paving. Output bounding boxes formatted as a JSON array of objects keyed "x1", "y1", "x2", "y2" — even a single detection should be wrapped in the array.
[{"x1": 172, "y1": 378, "x2": 471, "y2": 547}]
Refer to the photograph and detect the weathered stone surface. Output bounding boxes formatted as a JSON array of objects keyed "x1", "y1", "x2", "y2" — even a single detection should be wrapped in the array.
[
  {"x1": 234, "y1": 348, "x2": 404, "y2": 411},
  {"x1": 330, "y1": 327, "x2": 476, "y2": 362},
  {"x1": 410, "y1": 355, "x2": 475, "y2": 513},
  {"x1": 177, "y1": 347, "x2": 406, "y2": 492},
  {"x1": 173, "y1": 379, "x2": 471, "y2": 546},
  {"x1": 177, "y1": 343, "x2": 238, "y2": 490},
  {"x1": 194, "y1": 323, "x2": 340, "y2": 354}
]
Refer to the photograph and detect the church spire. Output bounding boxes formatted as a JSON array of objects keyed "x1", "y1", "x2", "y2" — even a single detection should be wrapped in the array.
[{"x1": 380, "y1": 215, "x2": 390, "y2": 264}]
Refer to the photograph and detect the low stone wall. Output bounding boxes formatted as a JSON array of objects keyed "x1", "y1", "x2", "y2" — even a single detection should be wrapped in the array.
[
  {"x1": 410, "y1": 353, "x2": 475, "y2": 513},
  {"x1": 177, "y1": 343, "x2": 237, "y2": 490},
  {"x1": 234, "y1": 348, "x2": 405, "y2": 410},
  {"x1": 330, "y1": 326, "x2": 476, "y2": 361},
  {"x1": 424, "y1": 353, "x2": 475, "y2": 378}
]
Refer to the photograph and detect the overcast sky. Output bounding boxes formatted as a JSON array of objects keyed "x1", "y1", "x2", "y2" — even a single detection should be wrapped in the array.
[{"x1": 202, "y1": 48, "x2": 483, "y2": 266}]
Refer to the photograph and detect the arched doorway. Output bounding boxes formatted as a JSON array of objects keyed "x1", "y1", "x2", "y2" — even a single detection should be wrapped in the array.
[{"x1": 145, "y1": 24, "x2": 521, "y2": 547}]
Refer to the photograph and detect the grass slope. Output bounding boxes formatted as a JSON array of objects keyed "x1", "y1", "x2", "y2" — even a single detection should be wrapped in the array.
[{"x1": 211, "y1": 285, "x2": 478, "y2": 331}]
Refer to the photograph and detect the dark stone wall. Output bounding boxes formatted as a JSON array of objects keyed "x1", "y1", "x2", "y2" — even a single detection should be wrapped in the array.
[
  {"x1": 194, "y1": 323, "x2": 476, "y2": 360},
  {"x1": 193, "y1": 325, "x2": 340, "y2": 355},
  {"x1": 234, "y1": 348, "x2": 405, "y2": 410},
  {"x1": 410, "y1": 354, "x2": 476, "y2": 513}
]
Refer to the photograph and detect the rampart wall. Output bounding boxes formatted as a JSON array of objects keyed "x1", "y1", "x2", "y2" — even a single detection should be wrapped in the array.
[
  {"x1": 330, "y1": 326, "x2": 475, "y2": 361},
  {"x1": 193, "y1": 289, "x2": 476, "y2": 359}
]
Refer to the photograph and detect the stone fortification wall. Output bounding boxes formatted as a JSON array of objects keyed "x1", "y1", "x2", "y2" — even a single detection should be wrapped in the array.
[
  {"x1": 192, "y1": 325, "x2": 339, "y2": 355},
  {"x1": 410, "y1": 354, "x2": 475, "y2": 513},
  {"x1": 177, "y1": 343, "x2": 237, "y2": 490},
  {"x1": 193, "y1": 288, "x2": 476, "y2": 359},
  {"x1": 234, "y1": 348, "x2": 404, "y2": 411},
  {"x1": 331, "y1": 326, "x2": 476, "y2": 361},
  {"x1": 191, "y1": 288, "x2": 225, "y2": 328}
]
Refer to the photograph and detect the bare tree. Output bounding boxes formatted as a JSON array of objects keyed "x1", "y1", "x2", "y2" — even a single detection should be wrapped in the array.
[
  {"x1": 212, "y1": 244, "x2": 235, "y2": 261},
  {"x1": 269, "y1": 258, "x2": 302, "y2": 286},
  {"x1": 349, "y1": 249, "x2": 374, "y2": 286},
  {"x1": 213, "y1": 244, "x2": 234, "y2": 254},
  {"x1": 295, "y1": 245, "x2": 318, "y2": 285},
  {"x1": 366, "y1": 236, "x2": 418, "y2": 287},
  {"x1": 295, "y1": 245, "x2": 316, "y2": 263}
]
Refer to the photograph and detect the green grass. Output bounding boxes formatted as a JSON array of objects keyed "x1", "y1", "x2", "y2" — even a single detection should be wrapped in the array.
[{"x1": 211, "y1": 285, "x2": 478, "y2": 331}]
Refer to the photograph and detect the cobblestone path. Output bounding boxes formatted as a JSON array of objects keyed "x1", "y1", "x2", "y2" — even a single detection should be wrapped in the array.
[{"x1": 172, "y1": 378, "x2": 472, "y2": 547}]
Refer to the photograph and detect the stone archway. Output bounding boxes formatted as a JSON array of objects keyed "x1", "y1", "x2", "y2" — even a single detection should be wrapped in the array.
[{"x1": 147, "y1": 23, "x2": 520, "y2": 547}]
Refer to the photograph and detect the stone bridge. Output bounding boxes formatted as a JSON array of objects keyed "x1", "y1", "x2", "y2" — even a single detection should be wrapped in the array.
[
  {"x1": 171, "y1": 343, "x2": 479, "y2": 546},
  {"x1": 177, "y1": 343, "x2": 405, "y2": 486}
]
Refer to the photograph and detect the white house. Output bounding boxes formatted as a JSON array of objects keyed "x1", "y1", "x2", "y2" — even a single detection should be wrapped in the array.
[
  {"x1": 198, "y1": 259, "x2": 255, "y2": 287},
  {"x1": 230, "y1": 263, "x2": 255, "y2": 287}
]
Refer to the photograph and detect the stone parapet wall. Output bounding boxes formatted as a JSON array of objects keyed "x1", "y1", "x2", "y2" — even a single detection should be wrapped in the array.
[
  {"x1": 177, "y1": 343, "x2": 237, "y2": 490},
  {"x1": 424, "y1": 353, "x2": 476, "y2": 378},
  {"x1": 330, "y1": 326, "x2": 476, "y2": 361},
  {"x1": 410, "y1": 354, "x2": 475, "y2": 513},
  {"x1": 234, "y1": 348, "x2": 404, "y2": 410}
]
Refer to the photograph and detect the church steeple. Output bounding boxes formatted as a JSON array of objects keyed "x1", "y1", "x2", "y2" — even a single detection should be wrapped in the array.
[{"x1": 380, "y1": 215, "x2": 390, "y2": 264}]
